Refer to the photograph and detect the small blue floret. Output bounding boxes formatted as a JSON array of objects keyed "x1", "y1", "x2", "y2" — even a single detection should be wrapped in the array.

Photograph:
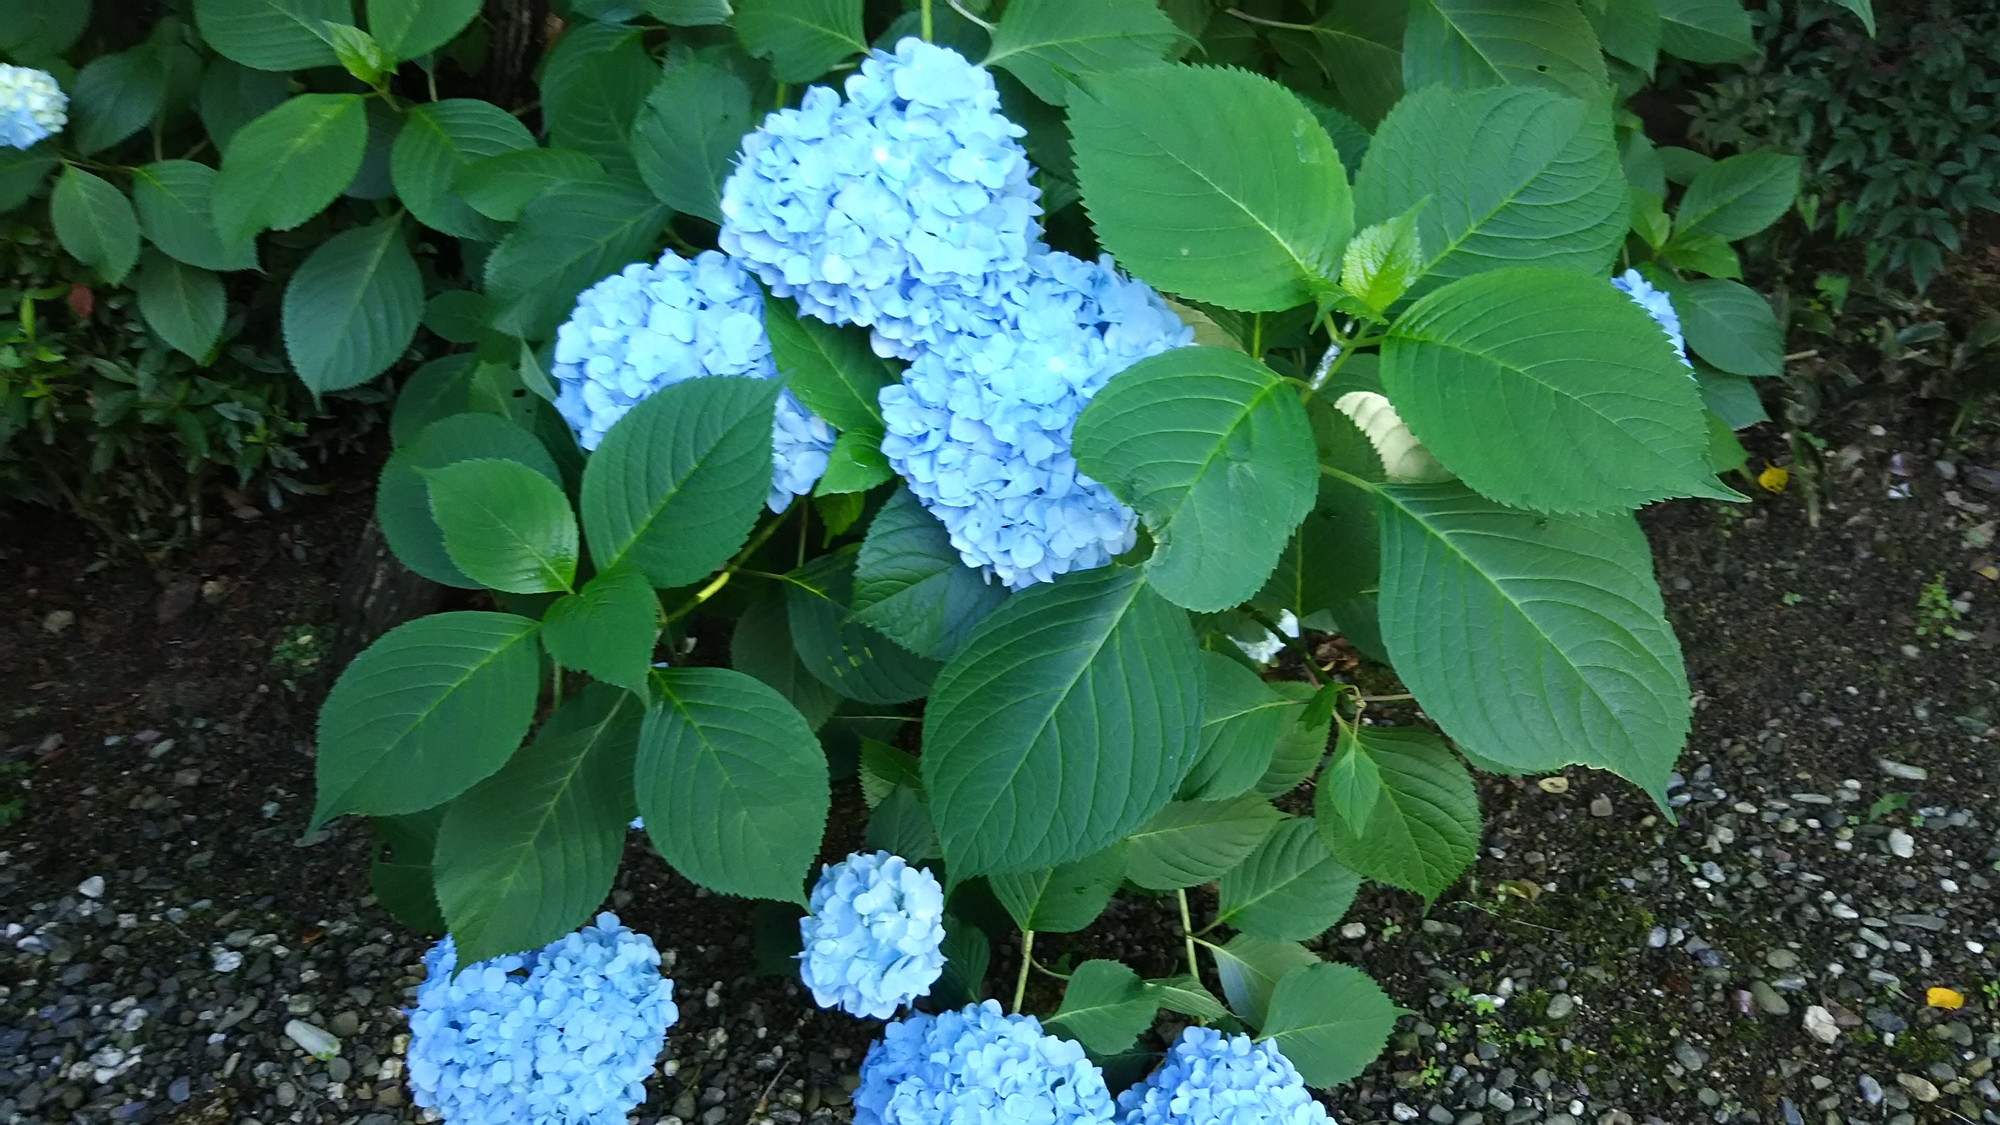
[
  {"x1": 878, "y1": 250, "x2": 1192, "y2": 588},
  {"x1": 855, "y1": 1000, "x2": 1117, "y2": 1125},
  {"x1": 550, "y1": 248, "x2": 834, "y2": 511},
  {"x1": 1116, "y1": 1026, "x2": 1332, "y2": 1125},
  {"x1": 405, "y1": 913, "x2": 679, "y2": 1125},
  {"x1": 798, "y1": 850, "x2": 946, "y2": 1019},
  {"x1": 719, "y1": 38, "x2": 1042, "y2": 359}
]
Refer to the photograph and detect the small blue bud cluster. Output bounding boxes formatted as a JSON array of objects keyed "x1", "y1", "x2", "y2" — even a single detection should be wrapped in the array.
[
  {"x1": 1609, "y1": 269, "x2": 1692, "y2": 369},
  {"x1": 797, "y1": 850, "x2": 948, "y2": 1019},
  {"x1": 0, "y1": 65, "x2": 66, "y2": 150},
  {"x1": 720, "y1": 38, "x2": 1190, "y2": 587},
  {"x1": 1115, "y1": 1026, "x2": 1332, "y2": 1125},
  {"x1": 406, "y1": 914, "x2": 679, "y2": 1125},
  {"x1": 551, "y1": 249, "x2": 834, "y2": 512},
  {"x1": 855, "y1": 1001, "x2": 1118, "y2": 1125}
]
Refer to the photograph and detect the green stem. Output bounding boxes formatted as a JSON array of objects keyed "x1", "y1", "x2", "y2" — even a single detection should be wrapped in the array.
[
  {"x1": 661, "y1": 507, "x2": 794, "y2": 623},
  {"x1": 921, "y1": 0, "x2": 934, "y2": 41},
  {"x1": 1225, "y1": 7, "x2": 1315, "y2": 32},
  {"x1": 1013, "y1": 929, "x2": 1036, "y2": 1015},
  {"x1": 1249, "y1": 312, "x2": 1263, "y2": 358},
  {"x1": 1030, "y1": 957, "x2": 1071, "y2": 981},
  {"x1": 1320, "y1": 463, "x2": 1381, "y2": 494},
  {"x1": 552, "y1": 665, "x2": 564, "y2": 702},
  {"x1": 1176, "y1": 890, "x2": 1201, "y2": 982}
]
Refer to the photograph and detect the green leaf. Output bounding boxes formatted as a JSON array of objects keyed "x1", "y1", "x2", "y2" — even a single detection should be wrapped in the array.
[
  {"x1": 784, "y1": 548, "x2": 939, "y2": 704},
  {"x1": 762, "y1": 293, "x2": 893, "y2": 433},
  {"x1": 1654, "y1": 0, "x2": 1755, "y2": 62},
  {"x1": 368, "y1": 810, "x2": 447, "y2": 933},
  {"x1": 212, "y1": 93, "x2": 369, "y2": 244},
  {"x1": 1303, "y1": 4, "x2": 1406, "y2": 127},
  {"x1": 1215, "y1": 816, "x2": 1360, "y2": 942},
  {"x1": 541, "y1": 565, "x2": 658, "y2": 693},
  {"x1": 1694, "y1": 367, "x2": 1766, "y2": 429},
  {"x1": 1321, "y1": 726, "x2": 1385, "y2": 827},
  {"x1": 636, "y1": 667, "x2": 830, "y2": 903},
  {"x1": 864, "y1": 785, "x2": 940, "y2": 861},
  {"x1": 484, "y1": 180, "x2": 671, "y2": 338},
  {"x1": 1353, "y1": 85, "x2": 1625, "y2": 295},
  {"x1": 734, "y1": 0, "x2": 866, "y2": 82},
  {"x1": 1313, "y1": 726, "x2": 1477, "y2": 899},
  {"x1": 1656, "y1": 275, "x2": 1783, "y2": 377},
  {"x1": 424, "y1": 458, "x2": 579, "y2": 594},
  {"x1": 1587, "y1": 0, "x2": 1662, "y2": 72},
  {"x1": 539, "y1": 21, "x2": 657, "y2": 175},
  {"x1": 1180, "y1": 651, "x2": 1287, "y2": 802},
  {"x1": 1070, "y1": 66, "x2": 1351, "y2": 312},
  {"x1": 1832, "y1": 0, "x2": 1875, "y2": 35},
  {"x1": 1259, "y1": 963, "x2": 1402, "y2": 1088},
  {"x1": 1124, "y1": 794, "x2": 1283, "y2": 891},
  {"x1": 50, "y1": 168, "x2": 139, "y2": 286},
  {"x1": 858, "y1": 738, "x2": 923, "y2": 808},
  {"x1": 311, "y1": 611, "x2": 542, "y2": 828},
  {"x1": 813, "y1": 431, "x2": 893, "y2": 496},
  {"x1": 133, "y1": 251, "x2": 225, "y2": 362},
  {"x1": 324, "y1": 22, "x2": 391, "y2": 85},
  {"x1": 983, "y1": 0, "x2": 1181, "y2": 105},
  {"x1": 70, "y1": 49, "x2": 167, "y2": 156},
  {"x1": 641, "y1": 0, "x2": 732, "y2": 23},
  {"x1": 282, "y1": 218, "x2": 424, "y2": 395},
  {"x1": 1402, "y1": 0, "x2": 1608, "y2": 99},
  {"x1": 1673, "y1": 152, "x2": 1800, "y2": 242},
  {"x1": 195, "y1": 60, "x2": 290, "y2": 154},
  {"x1": 392, "y1": 100, "x2": 536, "y2": 241},
  {"x1": 433, "y1": 685, "x2": 641, "y2": 963},
  {"x1": 1380, "y1": 267, "x2": 1724, "y2": 513},
  {"x1": 1340, "y1": 203, "x2": 1427, "y2": 314},
  {"x1": 1211, "y1": 933, "x2": 1317, "y2": 1028},
  {"x1": 130, "y1": 161, "x2": 259, "y2": 272},
  {"x1": 0, "y1": 0, "x2": 91, "y2": 61},
  {"x1": 194, "y1": 0, "x2": 345, "y2": 71},
  {"x1": 1374, "y1": 482, "x2": 1690, "y2": 795},
  {"x1": 933, "y1": 913, "x2": 990, "y2": 1007},
  {"x1": 377, "y1": 413, "x2": 561, "y2": 587},
  {"x1": 1148, "y1": 974, "x2": 1229, "y2": 1020},
  {"x1": 368, "y1": 0, "x2": 482, "y2": 61},
  {"x1": 631, "y1": 60, "x2": 751, "y2": 225},
  {"x1": 1659, "y1": 232, "x2": 1740, "y2": 279},
  {"x1": 988, "y1": 841, "x2": 1129, "y2": 933},
  {"x1": 729, "y1": 594, "x2": 842, "y2": 732},
  {"x1": 580, "y1": 376, "x2": 777, "y2": 587},
  {"x1": 851, "y1": 488, "x2": 1008, "y2": 661},
  {"x1": 1256, "y1": 683, "x2": 1329, "y2": 797},
  {"x1": 1047, "y1": 960, "x2": 1157, "y2": 1055},
  {"x1": 455, "y1": 147, "x2": 605, "y2": 223},
  {"x1": 1073, "y1": 347, "x2": 1320, "y2": 612},
  {"x1": 923, "y1": 566, "x2": 1203, "y2": 875},
  {"x1": 0, "y1": 149, "x2": 58, "y2": 216}
]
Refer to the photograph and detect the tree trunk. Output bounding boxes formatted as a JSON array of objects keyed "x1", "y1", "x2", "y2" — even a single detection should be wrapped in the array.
[{"x1": 483, "y1": 0, "x2": 550, "y2": 111}]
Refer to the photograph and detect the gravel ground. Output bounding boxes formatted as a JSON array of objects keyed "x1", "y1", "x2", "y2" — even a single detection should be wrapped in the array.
[{"x1": 3, "y1": 410, "x2": 1997, "y2": 1125}]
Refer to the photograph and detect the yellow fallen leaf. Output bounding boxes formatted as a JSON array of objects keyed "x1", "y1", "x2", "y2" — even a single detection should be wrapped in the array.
[
  {"x1": 1977, "y1": 565, "x2": 1999, "y2": 582},
  {"x1": 1758, "y1": 464, "x2": 1790, "y2": 494},
  {"x1": 1927, "y1": 987, "x2": 1964, "y2": 1010},
  {"x1": 1537, "y1": 776, "x2": 1570, "y2": 794}
]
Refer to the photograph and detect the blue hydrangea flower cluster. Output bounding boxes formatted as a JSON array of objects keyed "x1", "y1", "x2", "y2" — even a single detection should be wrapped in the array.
[
  {"x1": 0, "y1": 65, "x2": 67, "y2": 150},
  {"x1": 798, "y1": 850, "x2": 947, "y2": 1019},
  {"x1": 1116, "y1": 1027, "x2": 1330, "y2": 1125},
  {"x1": 406, "y1": 913, "x2": 679, "y2": 1125},
  {"x1": 550, "y1": 249, "x2": 834, "y2": 511},
  {"x1": 1609, "y1": 269, "x2": 1691, "y2": 368},
  {"x1": 719, "y1": 37, "x2": 1042, "y2": 359},
  {"x1": 855, "y1": 1001, "x2": 1117, "y2": 1125},
  {"x1": 879, "y1": 250, "x2": 1192, "y2": 587}
]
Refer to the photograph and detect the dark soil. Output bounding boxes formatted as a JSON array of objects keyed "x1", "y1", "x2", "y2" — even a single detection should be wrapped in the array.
[{"x1": 3, "y1": 400, "x2": 1997, "y2": 1125}]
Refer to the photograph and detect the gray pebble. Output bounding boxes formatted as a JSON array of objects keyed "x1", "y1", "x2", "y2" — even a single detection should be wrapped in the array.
[
  {"x1": 1764, "y1": 948, "x2": 1799, "y2": 969},
  {"x1": 167, "y1": 1077, "x2": 191, "y2": 1104},
  {"x1": 1750, "y1": 980, "x2": 1790, "y2": 1017},
  {"x1": 1674, "y1": 1042, "x2": 1708, "y2": 1071},
  {"x1": 1545, "y1": 994, "x2": 1575, "y2": 1020},
  {"x1": 1859, "y1": 1074, "x2": 1883, "y2": 1104},
  {"x1": 328, "y1": 1056, "x2": 352, "y2": 1084},
  {"x1": 1877, "y1": 759, "x2": 1928, "y2": 781},
  {"x1": 1427, "y1": 1105, "x2": 1454, "y2": 1124},
  {"x1": 1487, "y1": 1090, "x2": 1516, "y2": 1113}
]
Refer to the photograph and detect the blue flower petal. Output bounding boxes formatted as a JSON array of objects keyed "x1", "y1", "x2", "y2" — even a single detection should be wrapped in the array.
[
  {"x1": 1115, "y1": 1026, "x2": 1331, "y2": 1125},
  {"x1": 797, "y1": 851, "x2": 946, "y2": 1019},
  {"x1": 0, "y1": 65, "x2": 67, "y2": 149},
  {"x1": 855, "y1": 1001, "x2": 1117, "y2": 1125}
]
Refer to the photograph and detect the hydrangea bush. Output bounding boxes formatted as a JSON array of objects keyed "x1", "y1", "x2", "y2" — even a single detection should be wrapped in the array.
[{"x1": 269, "y1": 0, "x2": 1812, "y2": 1099}]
